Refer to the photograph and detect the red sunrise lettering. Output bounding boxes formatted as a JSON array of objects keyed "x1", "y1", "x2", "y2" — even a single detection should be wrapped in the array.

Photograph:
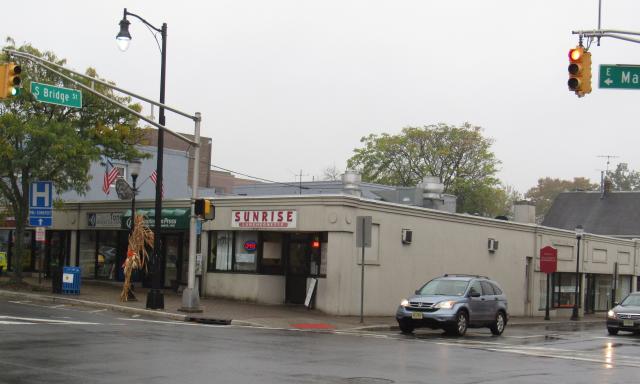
[
  {"x1": 287, "y1": 211, "x2": 293, "y2": 222},
  {"x1": 243, "y1": 212, "x2": 250, "y2": 221},
  {"x1": 277, "y1": 211, "x2": 283, "y2": 221},
  {"x1": 270, "y1": 211, "x2": 274, "y2": 221},
  {"x1": 234, "y1": 212, "x2": 240, "y2": 222},
  {"x1": 252, "y1": 211, "x2": 259, "y2": 221},
  {"x1": 262, "y1": 212, "x2": 268, "y2": 221}
]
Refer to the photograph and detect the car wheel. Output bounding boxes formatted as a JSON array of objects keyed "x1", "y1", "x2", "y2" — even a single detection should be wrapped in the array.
[
  {"x1": 398, "y1": 321, "x2": 414, "y2": 334},
  {"x1": 447, "y1": 311, "x2": 468, "y2": 336},
  {"x1": 489, "y1": 312, "x2": 506, "y2": 336},
  {"x1": 607, "y1": 327, "x2": 619, "y2": 336}
]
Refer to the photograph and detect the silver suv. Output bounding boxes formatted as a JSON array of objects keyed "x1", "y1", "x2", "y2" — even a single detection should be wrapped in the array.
[{"x1": 396, "y1": 274, "x2": 508, "y2": 336}]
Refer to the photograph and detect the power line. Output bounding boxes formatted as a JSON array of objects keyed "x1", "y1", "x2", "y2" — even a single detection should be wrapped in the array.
[{"x1": 211, "y1": 164, "x2": 311, "y2": 190}]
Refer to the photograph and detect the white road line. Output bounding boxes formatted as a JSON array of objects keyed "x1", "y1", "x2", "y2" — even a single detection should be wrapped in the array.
[
  {"x1": 0, "y1": 320, "x2": 35, "y2": 325},
  {"x1": 0, "y1": 315, "x2": 101, "y2": 325},
  {"x1": 88, "y1": 309, "x2": 107, "y2": 313},
  {"x1": 49, "y1": 304, "x2": 66, "y2": 308}
]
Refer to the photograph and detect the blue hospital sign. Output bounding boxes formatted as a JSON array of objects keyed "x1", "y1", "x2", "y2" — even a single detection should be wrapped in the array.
[{"x1": 29, "y1": 181, "x2": 53, "y2": 227}]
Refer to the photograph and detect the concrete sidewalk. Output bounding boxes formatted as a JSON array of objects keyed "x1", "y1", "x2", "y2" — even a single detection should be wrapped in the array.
[{"x1": 0, "y1": 276, "x2": 606, "y2": 331}]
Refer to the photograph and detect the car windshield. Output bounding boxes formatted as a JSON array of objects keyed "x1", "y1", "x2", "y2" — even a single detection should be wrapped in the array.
[
  {"x1": 418, "y1": 279, "x2": 469, "y2": 296},
  {"x1": 621, "y1": 294, "x2": 640, "y2": 306}
]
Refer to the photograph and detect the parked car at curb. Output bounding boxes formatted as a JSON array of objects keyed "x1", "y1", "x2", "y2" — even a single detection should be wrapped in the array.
[
  {"x1": 396, "y1": 274, "x2": 508, "y2": 336},
  {"x1": 607, "y1": 292, "x2": 640, "y2": 335}
]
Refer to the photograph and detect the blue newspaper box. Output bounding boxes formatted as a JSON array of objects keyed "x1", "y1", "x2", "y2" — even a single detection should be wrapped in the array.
[{"x1": 62, "y1": 266, "x2": 81, "y2": 295}]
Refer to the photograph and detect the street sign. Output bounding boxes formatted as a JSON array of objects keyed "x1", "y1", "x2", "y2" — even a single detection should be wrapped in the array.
[
  {"x1": 540, "y1": 246, "x2": 558, "y2": 274},
  {"x1": 599, "y1": 65, "x2": 640, "y2": 89},
  {"x1": 30, "y1": 81, "x2": 82, "y2": 108},
  {"x1": 35, "y1": 227, "x2": 45, "y2": 242},
  {"x1": 356, "y1": 216, "x2": 372, "y2": 248},
  {"x1": 29, "y1": 217, "x2": 52, "y2": 227},
  {"x1": 29, "y1": 181, "x2": 53, "y2": 228}
]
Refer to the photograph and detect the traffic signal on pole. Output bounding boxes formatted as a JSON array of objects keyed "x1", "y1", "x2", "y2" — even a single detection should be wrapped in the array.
[
  {"x1": 194, "y1": 198, "x2": 215, "y2": 220},
  {"x1": 568, "y1": 46, "x2": 591, "y2": 97},
  {"x1": 0, "y1": 63, "x2": 22, "y2": 99}
]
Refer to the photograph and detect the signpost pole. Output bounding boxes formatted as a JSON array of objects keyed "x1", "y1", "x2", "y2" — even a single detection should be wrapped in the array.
[
  {"x1": 545, "y1": 274, "x2": 551, "y2": 321},
  {"x1": 360, "y1": 221, "x2": 365, "y2": 324}
]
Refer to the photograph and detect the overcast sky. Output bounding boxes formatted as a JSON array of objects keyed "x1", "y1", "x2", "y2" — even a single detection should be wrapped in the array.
[{"x1": 7, "y1": 1, "x2": 640, "y2": 193}]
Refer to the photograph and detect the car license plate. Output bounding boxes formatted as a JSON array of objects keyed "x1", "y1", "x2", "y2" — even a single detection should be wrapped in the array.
[
  {"x1": 623, "y1": 320, "x2": 634, "y2": 327},
  {"x1": 411, "y1": 312, "x2": 423, "y2": 320}
]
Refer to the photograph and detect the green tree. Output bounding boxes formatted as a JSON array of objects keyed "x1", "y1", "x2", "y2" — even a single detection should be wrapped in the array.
[
  {"x1": 347, "y1": 122, "x2": 503, "y2": 215},
  {"x1": 524, "y1": 177, "x2": 598, "y2": 220},
  {"x1": 0, "y1": 41, "x2": 145, "y2": 282},
  {"x1": 608, "y1": 163, "x2": 640, "y2": 191}
]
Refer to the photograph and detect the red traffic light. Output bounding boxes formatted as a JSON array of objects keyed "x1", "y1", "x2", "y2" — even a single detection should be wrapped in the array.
[{"x1": 569, "y1": 47, "x2": 583, "y2": 62}]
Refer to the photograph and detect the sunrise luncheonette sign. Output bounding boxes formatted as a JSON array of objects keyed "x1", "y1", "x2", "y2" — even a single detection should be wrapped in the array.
[{"x1": 231, "y1": 210, "x2": 297, "y2": 228}]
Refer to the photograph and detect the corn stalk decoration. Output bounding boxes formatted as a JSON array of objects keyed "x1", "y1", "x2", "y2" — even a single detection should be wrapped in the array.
[{"x1": 120, "y1": 215, "x2": 154, "y2": 302}]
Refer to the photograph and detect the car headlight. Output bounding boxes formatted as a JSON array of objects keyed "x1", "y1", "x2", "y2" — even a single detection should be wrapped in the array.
[
  {"x1": 400, "y1": 299, "x2": 409, "y2": 307},
  {"x1": 434, "y1": 300, "x2": 457, "y2": 309},
  {"x1": 607, "y1": 310, "x2": 617, "y2": 319}
]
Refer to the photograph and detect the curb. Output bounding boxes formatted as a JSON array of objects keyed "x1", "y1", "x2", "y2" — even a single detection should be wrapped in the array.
[{"x1": 0, "y1": 289, "x2": 187, "y2": 322}]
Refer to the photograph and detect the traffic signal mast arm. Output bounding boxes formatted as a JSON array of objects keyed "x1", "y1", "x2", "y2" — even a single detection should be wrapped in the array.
[{"x1": 573, "y1": 29, "x2": 640, "y2": 45}]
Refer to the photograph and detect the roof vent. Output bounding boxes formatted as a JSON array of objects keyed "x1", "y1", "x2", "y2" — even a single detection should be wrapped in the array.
[
  {"x1": 341, "y1": 170, "x2": 362, "y2": 197},
  {"x1": 419, "y1": 175, "x2": 445, "y2": 199}
]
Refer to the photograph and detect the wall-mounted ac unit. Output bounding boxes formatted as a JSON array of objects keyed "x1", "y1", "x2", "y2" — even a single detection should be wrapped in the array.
[
  {"x1": 488, "y1": 238, "x2": 499, "y2": 252},
  {"x1": 402, "y1": 229, "x2": 413, "y2": 244}
]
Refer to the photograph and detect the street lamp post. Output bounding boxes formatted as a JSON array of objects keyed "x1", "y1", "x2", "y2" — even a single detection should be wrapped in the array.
[
  {"x1": 571, "y1": 225, "x2": 584, "y2": 321},
  {"x1": 129, "y1": 159, "x2": 141, "y2": 234},
  {"x1": 117, "y1": 8, "x2": 167, "y2": 309},
  {"x1": 127, "y1": 159, "x2": 141, "y2": 302}
]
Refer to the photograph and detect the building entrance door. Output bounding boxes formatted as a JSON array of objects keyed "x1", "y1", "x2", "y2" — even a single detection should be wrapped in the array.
[
  {"x1": 285, "y1": 234, "x2": 310, "y2": 304},
  {"x1": 163, "y1": 233, "x2": 183, "y2": 290},
  {"x1": 585, "y1": 274, "x2": 596, "y2": 314}
]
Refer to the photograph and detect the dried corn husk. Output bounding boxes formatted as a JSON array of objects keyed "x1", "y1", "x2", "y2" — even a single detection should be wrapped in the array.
[{"x1": 121, "y1": 214, "x2": 154, "y2": 302}]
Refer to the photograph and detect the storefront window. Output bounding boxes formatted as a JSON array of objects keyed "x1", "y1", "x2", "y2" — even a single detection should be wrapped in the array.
[
  {"x1": 97, "y1": 231, "x2": 119, "y2": 280},
  {"x1": 552, "y1": 273, "x2": 581, "y2": 308},
  {"x1": 260, "y1": 232, "x2": 282, "y2": 274},
  {"x1": 0, "y1": 230, "x2": 9, "y2": 272},
  {"x1": 210, "y1": 231, "x2": 233, "y2": 271},
  {"x1": 234, "y1": 231, "x2": 258, "y2": 272},
  {"x1": 79, "y1": 231, "x2": 97, "y2": 278}
]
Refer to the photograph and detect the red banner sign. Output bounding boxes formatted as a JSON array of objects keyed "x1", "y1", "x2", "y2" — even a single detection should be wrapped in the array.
[{"x1": 540, "y1": 246, "x2": 558, "y2": 274}]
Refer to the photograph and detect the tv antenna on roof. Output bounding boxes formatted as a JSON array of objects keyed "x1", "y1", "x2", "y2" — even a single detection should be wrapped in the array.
[{"x1": 597, "y1": 155, "x2": 619, "y2": 174}]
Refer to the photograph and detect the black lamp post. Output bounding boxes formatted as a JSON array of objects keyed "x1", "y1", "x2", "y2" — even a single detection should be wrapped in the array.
[
  {"x1": 571, "y1": 225, "x2": 584, "y2": 321},
  {"x1": 129, "y1": 159, "x2": 141, "y2": 233},
  {"x1": 117, "y1": 8, "x2": 167, "y2": 309}
]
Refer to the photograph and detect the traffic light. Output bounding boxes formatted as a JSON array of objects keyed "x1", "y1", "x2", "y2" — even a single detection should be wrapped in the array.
[
  {"x1": 0, "y1": 62, "x2": 22, "y2": 99},
  {"x1": 194, "y1": 198, "x2": 215, "y2": 220},
  {"x1": 568, "y1": 46, "x2": 591, "y2": 97}
]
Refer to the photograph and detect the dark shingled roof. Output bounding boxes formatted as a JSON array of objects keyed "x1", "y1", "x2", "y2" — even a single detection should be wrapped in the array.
[{"x1": 542, "y1": 191, "x2": 640, "y2": 238}]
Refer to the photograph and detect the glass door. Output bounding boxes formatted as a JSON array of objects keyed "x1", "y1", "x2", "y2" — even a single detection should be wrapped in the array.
[
  {"x1": 163, "y1": 234, "x2": 182, "y2": 290},
  {"x1": 285, "y1": 233, "x2": 310, "y2": 304}
]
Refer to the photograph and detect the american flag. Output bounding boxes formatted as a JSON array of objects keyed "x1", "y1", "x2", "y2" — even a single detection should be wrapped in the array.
[
  {"x1": 102, "y1": 160, "x2": 119, "y2": 195},
  {"x1": 150, "y1": 169, "x2": 164, "y2": 197}
]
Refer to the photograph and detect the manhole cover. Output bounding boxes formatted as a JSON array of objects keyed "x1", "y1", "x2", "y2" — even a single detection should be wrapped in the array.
[{"x1": 343, "y1": 378, "x2": 394, "y2": 384}]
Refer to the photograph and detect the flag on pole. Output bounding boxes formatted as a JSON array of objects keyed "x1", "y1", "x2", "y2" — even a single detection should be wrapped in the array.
[
  {"x1": 102, "y1": 160, "x2": 119, "y2": 195},
  {"x1": 150, "y1": 169, "x2": 164, "y2": 197}
]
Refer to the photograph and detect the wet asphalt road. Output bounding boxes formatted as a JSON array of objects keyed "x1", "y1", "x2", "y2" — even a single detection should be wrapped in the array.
[{"x1": 0, "y1": 297, "x2": 638, "y2": 384}]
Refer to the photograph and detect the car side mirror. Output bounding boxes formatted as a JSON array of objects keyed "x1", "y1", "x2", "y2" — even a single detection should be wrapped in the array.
[
  {"x1": 469, "y1": 291, "x2": 481, "y2": 298},
  {"x1": 414, "y1": 290, "x2": 420, "y2": 295}
]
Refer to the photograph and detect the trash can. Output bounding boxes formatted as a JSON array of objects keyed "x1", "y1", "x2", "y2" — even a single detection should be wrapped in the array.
[{"x1": 62, "y1": 266, "x2": 81, "y2": 295}]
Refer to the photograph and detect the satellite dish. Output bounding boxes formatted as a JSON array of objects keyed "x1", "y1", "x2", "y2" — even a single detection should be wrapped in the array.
[{"x1": 115, "y1": 178, "x2": 134, "y2": 200}]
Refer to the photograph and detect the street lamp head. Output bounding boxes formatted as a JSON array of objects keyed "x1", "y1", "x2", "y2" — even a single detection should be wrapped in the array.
[
  {"x1": 116, "y1": 16, "x2": 132, "y2": 52},
  {"x1": 575, "y1": 224, "x2": 584, "y2": 239},
  {"x1": 129, "y1": 158, "x2": 142, "y2": 179}
]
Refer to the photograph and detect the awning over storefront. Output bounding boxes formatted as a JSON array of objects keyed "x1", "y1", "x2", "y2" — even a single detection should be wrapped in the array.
[{"x1": 121, "y1": 208, "x2": 190, "y2": 230}]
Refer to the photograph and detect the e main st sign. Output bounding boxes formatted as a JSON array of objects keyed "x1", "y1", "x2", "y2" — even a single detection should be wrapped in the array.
[{"x1": 599, "y1": 65, "x2": 640, "y2": 89}]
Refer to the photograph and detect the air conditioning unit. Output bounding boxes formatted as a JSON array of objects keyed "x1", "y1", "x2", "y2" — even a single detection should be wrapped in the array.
[
  {"x1": 488, "y1": 238, "x2": 499, "y2": 252},
  {"x1": 402, "y1": 229, "x2": 413, "y2": 244}
]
